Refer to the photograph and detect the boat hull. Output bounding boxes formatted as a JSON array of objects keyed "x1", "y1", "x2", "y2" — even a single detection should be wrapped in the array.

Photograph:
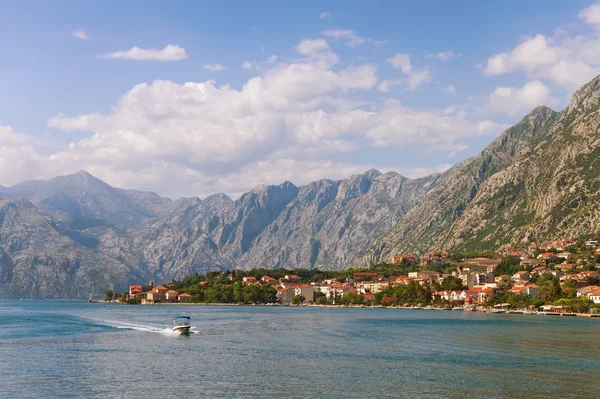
[{"x1": 172, "y1": 326, "x2": 191, "y2": 335}]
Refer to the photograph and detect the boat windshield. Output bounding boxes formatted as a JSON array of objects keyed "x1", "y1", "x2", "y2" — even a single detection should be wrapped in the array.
[{"x1": 173, "y1": 316, "x2": 191, "y2": 326}]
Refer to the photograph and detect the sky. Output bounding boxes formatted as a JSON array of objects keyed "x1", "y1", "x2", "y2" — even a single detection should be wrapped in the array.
[{"x1": 1, "y1": 0, "x2": 600, "y2": 198}]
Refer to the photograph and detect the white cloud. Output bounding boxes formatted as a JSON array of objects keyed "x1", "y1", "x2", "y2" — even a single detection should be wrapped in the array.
[
  {"x1": 482, "y1": 4, "x2": 600, "y2": 89},
  {"x1": 378, "y1": 79, "x2": 403, "y2": 93},
  {"x1": 73, "y1": 29, "x2": 90, "y2": 40},
  {"x1": 400, "y1": 164, "x2": 453, "y2": 179},
  {"x1": 445, "y1": 84, "x2": 457, "y2": 95},
  {"x1": 364, "y1": 99, "x2": 504, "y2": 153},
  {"x1": 407, "y1": 69, "x2": 432, "y2": 90},
  {"x1": 487, "y1": 80, "x2": 558, "y2": 116},
  {"x1": 386, "y1": 54, "x2": 431, "y2": 91},
  {"x1": 0, "y1": 39, "x2": 503, "y2": 197},
  {"x1": 0, "y1": 126, "x2": 46, "y2": 186},
  {"x1": 296, "y1": 38, "x2": 340, "y2": 69},
  {"x1": 266, "y1": 55, "x2": 278, "y2": 64},
  {"x1": 241, "y1": 60, "x2": 256, "y2": 69},
  {"x1": 100, "y1": 44, "x2": 188, "y2": 61},
  {"x1": 434, "y1": 51, "x2": 459, "y2": 61},
  {"x1": 579, "y1": 3, "x2": 600, "y2": 27},
  {"x1": 297, "y1": 38, "x2": 330, "y2": 54},
  {"x1": 203, "y1": 64, "x2": 225, "y2": 71},
  {"x1": 387, "y1": 53, "x2": 412, "y2": 73},
  {"x1": 322, "y1": 29, "x2": 386, "y2": 49},
  {"x1": 320, "y1": 12, "x2": 332, "y2": 19}
]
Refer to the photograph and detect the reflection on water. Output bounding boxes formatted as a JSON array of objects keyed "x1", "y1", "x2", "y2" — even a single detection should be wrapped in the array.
[{"x1": 1, "y1": 301, "x2": 599, "y2": 398}]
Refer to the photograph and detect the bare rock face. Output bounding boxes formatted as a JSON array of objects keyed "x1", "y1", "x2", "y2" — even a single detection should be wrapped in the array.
[
  {"x1": 0, "y1": 198, "x2": 127, "y2": 298},
  {"x1": 365, "y1": 74, "x2": 600, "y2": 264}
]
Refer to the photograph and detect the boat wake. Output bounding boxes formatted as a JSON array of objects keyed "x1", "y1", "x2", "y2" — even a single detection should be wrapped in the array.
[{"x1": 89, "y1": 318, "x2": 199, "y2": 335}]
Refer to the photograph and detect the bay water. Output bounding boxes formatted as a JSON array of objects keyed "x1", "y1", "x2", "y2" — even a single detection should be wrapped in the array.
[{"x1": 1, "y1": 301, "x2": 599, "y2": 398}]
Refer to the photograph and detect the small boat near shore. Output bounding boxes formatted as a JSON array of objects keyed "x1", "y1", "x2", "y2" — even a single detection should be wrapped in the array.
[
  {"x1": 452, "y1": 306, "x2": 464, "y2": 311},
  {"x1": 172, "y1": 316, "x2": 192, "y2": 335}
]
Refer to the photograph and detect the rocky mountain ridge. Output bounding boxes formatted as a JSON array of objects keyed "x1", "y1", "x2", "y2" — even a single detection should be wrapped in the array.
[
  {"x1": 0, "y1": 168, "x2": 438, "y2": 297},
  {"x1": 364, "y1": 74, "x2": 600, "y2": 264}
]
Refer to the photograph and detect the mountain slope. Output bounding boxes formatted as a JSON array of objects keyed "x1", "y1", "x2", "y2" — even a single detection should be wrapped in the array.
[
  {"x1": 104, "y1": 170, "x2": 440, "y2": 280},
  {"x1": 2, "y1": 171, "x2": 172, "y2": 232},
  {"x1": 365, "y1": 74, "x2": 600, "y2": 263},
  {"x1": 0, "y1": 198, "x2": 128, "y2": 298}
]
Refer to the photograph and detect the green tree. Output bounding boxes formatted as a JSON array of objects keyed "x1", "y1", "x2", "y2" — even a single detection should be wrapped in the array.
[
  {"x1": 233, "y1": 282, "x2": 244, "y2": 302},
  {"x1": 260, "y1": 284, "x2": 277, "y2": 303},
  {"x1": 538, "y1": 274, "x2": 562, "y2": 302},
  {"x1": 204, "y1": 287, "x2": 221, "y2": 303},
  {"x1": 291, "y1": 295, "x2": 305, "y2": 305},
  {"x1": 316, "y1": 295, "x2": 328, "y2": 305},
  {"x1": 440, "y1": 276, "x2": 465, "y2": 290},
  {"x1": 104, "y1": 289, "x2": 114, "y2": 301},
  {"x1": 242, "y1": 284, "x2": 262, "y2": 303}
]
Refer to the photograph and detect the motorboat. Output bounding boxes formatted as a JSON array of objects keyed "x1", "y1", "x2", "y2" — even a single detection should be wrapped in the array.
[{"x1": 172, "y1": 316, "x2": 192, "y2": 335}]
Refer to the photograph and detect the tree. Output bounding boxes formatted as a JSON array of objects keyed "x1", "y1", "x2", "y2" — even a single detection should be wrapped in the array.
[
  {"x1": 204, "y1": 287, "x2": 221, "y2": 303},
  {"x1": 104, "y1": 289, "x2": 114, "y2": 301},
  {"x1": 344, "y1": 291, "x2": 364, "y2": 305},
  {"x1": 440, "y1": 276, "x2": 465, "y2": 291},
  {"x1": 233, "y1": 282, "x2": 244, "y2": 303},
  {"x1": 242, "y1": 284, "x2": 262, "y2": 303},
  {"x1": 316, "y1": 295, "x2": 328, "y2": 305},
  {"x1": 538, "y1": 274, "x2": 562, "y2": 302},
  {"x1": 494, "y1": 256, "x2": 521, "y2": 276},
  {"x1": 260, "y1": 284, "x2": 277, "y2": 303},
  {"x1": 291, "y1": 295, "x2": 305, "y2": 305}
]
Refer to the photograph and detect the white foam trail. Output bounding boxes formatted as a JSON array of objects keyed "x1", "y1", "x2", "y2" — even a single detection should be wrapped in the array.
[{"x1": 90, "y1": 318, "x2": 199, "y2": 335}]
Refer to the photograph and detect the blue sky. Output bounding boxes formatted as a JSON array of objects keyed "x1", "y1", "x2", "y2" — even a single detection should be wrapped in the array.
[{"x1": 1, "y1": 1, "x2": 599, "y2": 198}]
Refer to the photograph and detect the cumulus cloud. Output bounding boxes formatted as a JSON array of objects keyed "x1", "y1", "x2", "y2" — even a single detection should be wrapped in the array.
[
  {"x1": 387, "y1": 53, "x2": 412, "y2": 73},
  {"x1": 487, "y1": 80, "x2": 558, "y2": 116},
  {"x1": 320, "y1": 12, "x2": 332, "y2": 19},
  {"x1": 385, "y1": 53, "x2": 431, "y2": 91},
  {"x1": 378, "y1": 79, "x2": 403, "y2": 93},
  {"x1": 203, "y1": 64, "x2": 225, "y2": 71},
  {"x1": 322, "y1": 29, "x2": 386, "y2": 49},
  {"x1": 445, "y1": 84, "x2": 457, "y2": 95},
  {"x1": 100, "y1": 44, "x2": 188, "y2": 61},
  {"x1": 0, "y1": 126, "x2": 46, "y2": 186},
  {"x1": 241, "y1": 60, "x2": 256, "y2": 69},
  {"x1": 407, "y1": 69, "x2": 432, "y2": 90},
  {"x1": 400, "y1": 164, "x2": 453, "y2": 179},
  {"x1": 1, "y1": 39, "x2": 504, "y2": 197},
  {"x1": 579, "y1": 3, "x2": 600, "y2": 27},
  {"x1": 73, "y1": 29, "x2": 90, "y2": 40},
  {"x1": 482, "y1": 3, "x2": 600, "y2": 89}
]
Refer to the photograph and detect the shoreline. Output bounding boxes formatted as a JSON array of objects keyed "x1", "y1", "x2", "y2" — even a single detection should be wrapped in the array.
[{"x1": 95, "y1": 301, "x2": 600, "y2": 318}]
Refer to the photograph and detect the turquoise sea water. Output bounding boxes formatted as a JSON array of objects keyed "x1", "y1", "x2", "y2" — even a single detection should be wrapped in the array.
[{"x1": 1, "y1": 301, "x2": 599, "y2": 398}]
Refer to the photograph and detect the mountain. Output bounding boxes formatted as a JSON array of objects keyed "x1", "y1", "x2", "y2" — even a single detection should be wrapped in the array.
[
  {"x1": 1, "y1": 171, "x2": 172, "y2": 232},
  {"x1": 365, "y1": 74, "x2": 600, "y2": 263},
  {"x1": 100, "y1": 170, "x2": 439, "y2": 281},
  {"x1": 0, "y1": 198, "x2": 128, "y2": 298}
]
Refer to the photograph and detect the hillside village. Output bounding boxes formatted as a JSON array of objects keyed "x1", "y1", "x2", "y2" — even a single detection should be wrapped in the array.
[{"x1": 106, "y1": 237, "x2": 600, "y2": 314}]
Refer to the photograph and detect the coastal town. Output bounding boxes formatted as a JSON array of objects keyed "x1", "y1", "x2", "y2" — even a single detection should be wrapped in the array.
[{"x1": 105, "y1": 238, "x2": 600, "y2": 315}]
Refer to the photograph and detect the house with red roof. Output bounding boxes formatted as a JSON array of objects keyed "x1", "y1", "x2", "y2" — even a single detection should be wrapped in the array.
[
  {"x1": 166, "y1": 290, "x2": 179, "y2": 302},
  {"x1": 261, "y1": 275, "x2": 276, "y2": 283},
  {"x1": 178, "y1": 293, "x2": 192, "y2": 302},
  {"x1": 242, "y1": 276, "x2": 257, "y2": 285},
  {"x1": 129, "y1": 285, "x2": 143, "y2": 296},
  {"x1": 511, "y1": 270, "x2": 530, "y2": 283}
]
